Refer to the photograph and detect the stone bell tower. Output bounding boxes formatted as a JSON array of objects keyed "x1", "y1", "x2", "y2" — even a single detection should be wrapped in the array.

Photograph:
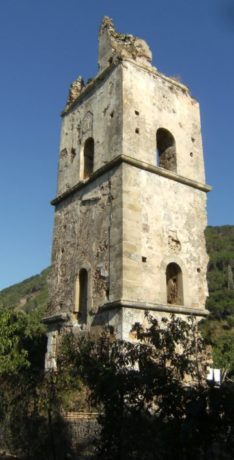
[{"x1": 44, "y1": 17, "x2": 211, "y2": 364}]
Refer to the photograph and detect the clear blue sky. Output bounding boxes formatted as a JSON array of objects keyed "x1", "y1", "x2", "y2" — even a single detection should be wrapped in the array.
[{"x1": 0, "y1": 0, "x2": 233, "y2": 290}]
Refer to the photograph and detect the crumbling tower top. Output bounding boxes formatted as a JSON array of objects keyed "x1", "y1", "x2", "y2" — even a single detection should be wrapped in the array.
[{"x1": 98, "y1": 16, "x2": 153, "y2": 73}]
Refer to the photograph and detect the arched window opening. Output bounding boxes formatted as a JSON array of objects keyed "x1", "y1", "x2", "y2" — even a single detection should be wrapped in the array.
[
  {"x1": 166, "y1": 263, "x2": 183, "y2": 305},
  {"x1": 156, "y1": 128, "x2": 177, "y2": 172},
  {"x1": 83, "y1": 138, "x2": 94, "y2": 179},
  {"x1": 79, "y1": 269, "x2": 88, "y2": 324}
]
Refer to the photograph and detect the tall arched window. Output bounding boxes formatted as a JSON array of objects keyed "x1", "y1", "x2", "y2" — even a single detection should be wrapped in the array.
[
  {"x1": 166, "y1": 262, "x2": 183, "y2": 305},
  {"x1": 156, "y1": 128, "x2": 177, "y2": 172},
  {"x1": 78, "y1": 268, "x2": 88, "y2": 324},
  {"x1": 83, "y1": 137, "x2": 94, "y2": 179}
]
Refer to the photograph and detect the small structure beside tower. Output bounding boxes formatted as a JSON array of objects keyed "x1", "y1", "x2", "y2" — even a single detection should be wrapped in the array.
[{"x1": 44, "y1": 17, "x2": 211, "y2": 367}]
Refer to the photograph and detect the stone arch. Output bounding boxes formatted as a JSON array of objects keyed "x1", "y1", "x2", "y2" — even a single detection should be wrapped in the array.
[
  {"x1": 74, "y1": 262, "x2": 92, "y2": 324},
  {"x1": 74, "y1": 268, "x2": 90, "y2": 324},
  {"x1": 156, "y1": 128, "x2": 177, "y2": 172},
  {"x1": 166, "y1": 262, "x2": 183, "y2": 305},
  {"x1": 74, "y1": 268, "x2": 89, "y2": 324},
  {"x1": 83, "y1": 137, "x2": 94, "y2": 179}
]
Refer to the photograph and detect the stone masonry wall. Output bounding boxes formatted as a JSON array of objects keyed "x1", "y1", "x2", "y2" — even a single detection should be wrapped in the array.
[
  {"x1": 122, "y1": 60, "x2": 205, "y2": 184},
  {"x1": 122, "y1": 161, "x2": 208, "y2": 310},
  {"x1": 48, "y1": 166, "x2": 123, "y2": 324},
  {"x1": 47, "y1": 17, "x2": 210, "y2": 343},
  {"x1": 57, "y1": 65, "x2": 123, "y2": 196}
]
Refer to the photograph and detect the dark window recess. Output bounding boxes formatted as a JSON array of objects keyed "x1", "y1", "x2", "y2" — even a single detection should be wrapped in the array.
[
  {"x1": 79, "y1": 269, "x2": 88, "y2": 324},
  {"x1": 156, "y1": 128, "x2": 177, "y2": 172},
  {"x1": 84, "y1": 138, "x2": 94, "y2": 179},
  {"x1": 166, "y1": 262, "x2": 183, "y2": 305}
]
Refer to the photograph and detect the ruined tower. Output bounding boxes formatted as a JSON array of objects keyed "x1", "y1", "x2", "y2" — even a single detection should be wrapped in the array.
[{"x1": 44, "y1": 18, "x2": 211, "y2": 365}]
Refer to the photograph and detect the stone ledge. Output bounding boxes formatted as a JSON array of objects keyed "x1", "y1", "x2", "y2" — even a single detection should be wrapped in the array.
[
  {"x1": 51, "y1": 154, "x2": 211, "y2": 205},
  {"x1": 42, "y1": 313, "x2": 69, "y2": 324},
  {"x1": 99, "y1": 299, "x2": 209, "y2": 317},
  {"x1": 121, "y1": 155, "x2": 212, "y2": 193}
]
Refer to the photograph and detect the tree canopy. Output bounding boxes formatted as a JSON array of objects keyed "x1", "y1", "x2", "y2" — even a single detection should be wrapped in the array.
[{"x1": 58, "y1": 314, "x2": 234, "y2": 460}]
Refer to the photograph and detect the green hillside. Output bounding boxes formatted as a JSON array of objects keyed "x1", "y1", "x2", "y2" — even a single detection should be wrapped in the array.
[
  {"x1": 0, "y1": 226, "x2": 233, "y2": 373},
  {"x1": 0, "y1": 267, "x2": 50, "y2": 314},
  {"x1": 202, "y1": 226, "x2": 234, "y2": 375}
]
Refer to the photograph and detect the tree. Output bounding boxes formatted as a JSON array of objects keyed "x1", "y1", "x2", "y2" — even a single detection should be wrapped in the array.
[
  {"x1": 1, "y1": 307, "x2": 234, "y2": 459},
  {"x1": 0, "y1": 307, "x2": 77, "y2": 460},
  {"x1": 0, "y1": 307, "x2": 33, "y2": 375},
  {"x1": 59, "y1": 313, "x2": 234, "y2": 460}
]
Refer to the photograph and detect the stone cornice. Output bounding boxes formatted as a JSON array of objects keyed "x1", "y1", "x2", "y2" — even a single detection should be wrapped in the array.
[
  {"x1": 121, "y1": 155, "x2": 212, "y2": 193},
  {"x1": 42, "y1": 301, "x2": 209, "y2": 328},
  {"x1": 51, "y1": 154, "x2": 212, "y2": 206},
  {"x1": 99, "y1": 299, "x2": 209, "y2": 317}
]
